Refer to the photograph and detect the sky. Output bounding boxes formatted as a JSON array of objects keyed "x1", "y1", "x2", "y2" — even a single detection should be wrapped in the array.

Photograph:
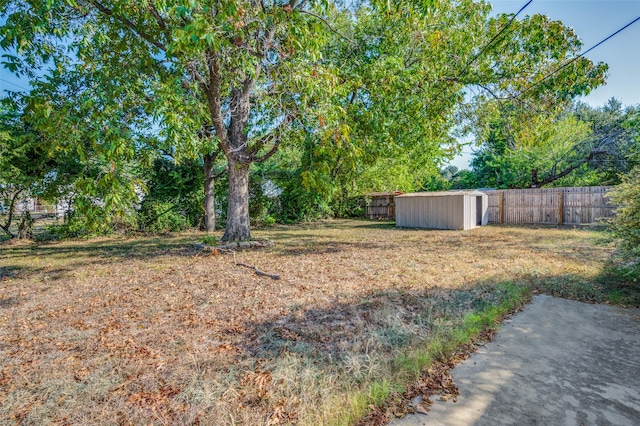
[
  {"x1": 448, "y1": 0, "x2": 640, "y2": 169},
  {"x1": 0, "y1": 57, "x2": 29, "y2": 94}
]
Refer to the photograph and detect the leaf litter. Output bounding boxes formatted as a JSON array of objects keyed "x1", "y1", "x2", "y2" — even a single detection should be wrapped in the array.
[{"x1": 0, "y1": 220, "x2": 613, "y2": 425}]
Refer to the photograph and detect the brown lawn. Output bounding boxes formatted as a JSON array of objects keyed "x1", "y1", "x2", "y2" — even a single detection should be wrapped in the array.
[{"x1": 0, "y1": 220, "x2": 618, "y2": 425}]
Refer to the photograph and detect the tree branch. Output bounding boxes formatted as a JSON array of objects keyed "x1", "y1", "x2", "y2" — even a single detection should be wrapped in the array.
[
  {"x1": 186, "y1": 61, "x2": 207, "y2": 86},
  {"x1": 254, "y1": 137, "x2": 281, "y2": 163},
  {"x1": 251, "y1": 115, "x2": 295, "y2": 162},
  {"x1": 0, "y1": 187, "x2": 25, "y2": 239},
  {"x1": 90, "y1": 1, "x2": 167, "y2": 51},
  {"x1": 214, "y1": 166, "x2": 228, "y2": 179},
  {"x1": 205, "y1": 50, "x2": 230, "y2": 152},
  {"x1": 533, "y1": 150, "x2": 607, "y2": 187},
  {"x1": 243, "y1": 25, "x2": 277, "y2": 102},
  {"x1": 349, "y1": 90, "x2": 357, "y2": 105},
  {"x1": 148, "y1": 1, "x2": 172, "y2": 43},
  {"x1": 298, "y1": 9, "x2": 355, "y2": 45}
]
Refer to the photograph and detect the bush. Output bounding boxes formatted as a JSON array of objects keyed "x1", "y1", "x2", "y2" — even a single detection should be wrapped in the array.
[
  {"x1": 43, "y1": 214, "x2": 94, "y2": 239},
  {"x1": 200, "y1": 234, "x2": 218, "y2": 246},
  {"x1": 263, "y1": 215, "x2": 276, "y2": 227},
  {"x1": 276, "y1": 177, "x2": 332, "y2": 223},
  {"x1": 330, "y1": 192, "x2": 365, "y2": 218},
  {"x1": 138, "y1": 158, "x2": 205, "y2": 232},
  {"x1": 138, "y1": 200, "x2": 192, "y2": 233},
  {"x1": 43, "y1": 209, "x2": 139, "y2": 239},
  {"x1": 608, "y1": 167, "x2": 640, "y2": 258}
]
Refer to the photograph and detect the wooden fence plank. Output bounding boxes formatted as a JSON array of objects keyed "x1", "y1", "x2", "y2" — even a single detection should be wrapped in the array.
[{"x1": 483, "y1": 186, "x2": 614, "y2": 225}]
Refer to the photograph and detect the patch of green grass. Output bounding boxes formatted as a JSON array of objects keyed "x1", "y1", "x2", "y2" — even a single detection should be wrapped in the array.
[
  {"x1": 324, "y1": 283, "x2": 531, "y2": 424},
  {"x1": 200, "y1": 234, "x2": 218, "y2": 246},
  {"x1": 607, "y1": 291, "x2": 624, "y2": 305},
  {"x1": 323, "y1": 380, "x2": 399, "y2": 426},
  {"x1": 597, "y1": 260, "x2": 640, "y2": 306}
]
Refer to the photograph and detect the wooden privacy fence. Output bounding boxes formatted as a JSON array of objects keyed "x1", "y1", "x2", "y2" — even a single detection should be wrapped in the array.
[
  {"x1": 483, "y1": 186, "x2": 615, "y2": 225},
  {"x1": 366, "y1": 192, "x2": 402, "y2": 220}
]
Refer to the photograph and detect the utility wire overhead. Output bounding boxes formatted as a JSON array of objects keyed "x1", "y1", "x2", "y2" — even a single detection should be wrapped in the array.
[
  {"x1": 460, "y1": 0, "x2": 534, "y2": 75},
  {"x1": 432, "y1": 0, "x2": 532, "y2": 106},
  {"x1": 517, "y1": 15, "x2": 640, "y2": 98},
  {"x1": 0, "y1": 78, "x2": 30, "y2": 92}
]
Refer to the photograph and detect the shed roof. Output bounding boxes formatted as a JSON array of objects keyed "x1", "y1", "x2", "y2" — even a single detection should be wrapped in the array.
[{"x1": 396, "y1": 190, "x2": 486, "y2": 198}]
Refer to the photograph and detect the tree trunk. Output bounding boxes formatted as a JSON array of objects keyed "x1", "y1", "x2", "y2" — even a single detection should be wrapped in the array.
[
  {"x1": 203, "y1": 153, "x2": 216, "y2": 232},
  {"x1": 0, "y1": 187, "x2": 24, "y2": 238},
  {"x1": 222, "y1": 158, "x2": 251, "y2": 241}
]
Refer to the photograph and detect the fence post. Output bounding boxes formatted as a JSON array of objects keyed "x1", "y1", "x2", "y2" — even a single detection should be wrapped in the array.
[
  {"x1": 558, "y1": 190, "x2": 563, "y2": 226},
  {"x1": 499, "y1": 191, "x2": 504, "y2": 224}
]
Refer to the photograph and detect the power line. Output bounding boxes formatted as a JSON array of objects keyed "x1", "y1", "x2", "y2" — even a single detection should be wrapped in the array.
[
  {"x1": 518, "y1": 15, "x2": 640, "y2": 98},
  {"x1": 460, "y1": 0, "x2": 534, "y2": 75},
  {"x1": 0, "y1": 78, "x2": 30, "y2": 92},
  {"x1": 431, "y1": 0, "x2": 533, "y2": 105}
]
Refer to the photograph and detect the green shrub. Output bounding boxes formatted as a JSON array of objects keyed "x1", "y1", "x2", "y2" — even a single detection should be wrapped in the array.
[
  {"x1": 276, "y1": 176, "x2": 332, "y2": 223},
  {"x1": 330, "y1": 193, "x2": 364, "y2": 218},
  {"x1": 200, "y1": 234, "x2": 218, "y2": 246},
  {"x1": 138, "y1": 200, "x2": 191, "y2": 233},
  {"x1": 608, "y1": 167, "x2": 640, "y2": 258},
  {"x1": 43, "y1": 214, "x2": 93, "y2": 239},
  {"x1": 139, "y1": 158, "x2": 205, "y2": 232}
]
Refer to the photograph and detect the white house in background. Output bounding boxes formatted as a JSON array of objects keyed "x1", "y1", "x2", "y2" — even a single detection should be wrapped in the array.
[{"x1": 2, "y1": 197, "x2": 69, "y2": 218}]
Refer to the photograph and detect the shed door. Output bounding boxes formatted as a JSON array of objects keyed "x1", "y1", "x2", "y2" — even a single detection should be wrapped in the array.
[{"x1": 476, "y1": 196, "x2": 483, "y2": 226}]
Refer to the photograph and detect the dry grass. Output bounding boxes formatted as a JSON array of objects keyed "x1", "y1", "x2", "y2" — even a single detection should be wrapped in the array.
[{"x1": 0, "y1": 220, "x2": 627, "y2": 425}]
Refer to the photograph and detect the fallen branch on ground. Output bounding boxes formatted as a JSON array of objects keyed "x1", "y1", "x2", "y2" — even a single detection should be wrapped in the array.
[
  {"x1": 235, "y1": 262, "x2": 280, "y2": 280},
  {"x1": 195, "y1": 243, "x2": 280, "y2": 280}
]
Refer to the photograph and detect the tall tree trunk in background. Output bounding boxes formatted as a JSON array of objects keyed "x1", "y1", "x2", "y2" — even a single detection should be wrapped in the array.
[
  {"x1": 203, "y1": 153, "x2": 216, "y2": 232},
  {"x1": 222, "y1": 157, "x2": 251, "y2": 241}
]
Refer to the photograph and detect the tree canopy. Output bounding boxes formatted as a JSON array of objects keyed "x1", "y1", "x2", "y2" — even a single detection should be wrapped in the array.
[
  {"x1": 467, "y1": 99, "x2": 639, "y2": 189},
  {"x1": 1, "y1": 0, "x2": 611, "y2": 238}
]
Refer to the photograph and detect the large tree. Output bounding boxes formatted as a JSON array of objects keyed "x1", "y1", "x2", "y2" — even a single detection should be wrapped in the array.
[
  {"x1": 1, "y1": 0, "x2": 338, "y2": 240},
  {"x1": 0, "y1": 103, "x2": 50, "y2": 237},
  {"x1": 295, "y1": 0, "x2": 491, "y2": 200},
  {"x1": 283, "y1": 3, "x2": 608, "y2": 202},
  {"x1": 458, "y1": 12, "x2": 608, "y2": 188},
  {"x1": 0, "y1": 98, "x2": 89, "y2": 237}
]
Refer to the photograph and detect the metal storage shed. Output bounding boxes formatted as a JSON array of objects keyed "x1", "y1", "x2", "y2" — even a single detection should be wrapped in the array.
[{"x1": 395, "y1": 191, "x2": 489, "y2": 230}]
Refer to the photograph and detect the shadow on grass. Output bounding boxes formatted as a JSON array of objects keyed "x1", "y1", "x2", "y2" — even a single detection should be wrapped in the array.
[
  {"x1": 530, "y1": 261, "x2": 640, "y2": 307},
  {"x1": 241, "y1": 282, "x2": 524, "y2": 363},
  {"x1": 0, "y1": 295, "x2": 24, "y2": 308},
  {"x1": 274, "y1": 240, "x2": 402, "y2": 256},
  {"x1": 347, "y1": 220, "x2": 396, "y2": 230},
  {"x1": 231, "y1": 267, "x2": 638, "y2": 424},
  {"x1": 0, "y1": 265, "x2": 51, "y2": 284},
  {"x1": 266, "y1": 219, "x2": 396, "y2": 233},
  {"x1": 0, "y1": 235, "x2": 200, "y2": 276},
  {"x1": 241, "y1": 265, "x2": 640, "y2": 366}
]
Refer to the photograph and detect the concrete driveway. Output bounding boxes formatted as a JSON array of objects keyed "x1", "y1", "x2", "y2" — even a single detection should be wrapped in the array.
[{"x1": 390, "y1": 295, "x2": 640, "y2": 426}]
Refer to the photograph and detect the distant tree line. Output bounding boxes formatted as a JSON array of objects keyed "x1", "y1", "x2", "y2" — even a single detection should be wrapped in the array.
[{"x1": 436, "y1": 99, "x2": 639, "y2": 191}]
